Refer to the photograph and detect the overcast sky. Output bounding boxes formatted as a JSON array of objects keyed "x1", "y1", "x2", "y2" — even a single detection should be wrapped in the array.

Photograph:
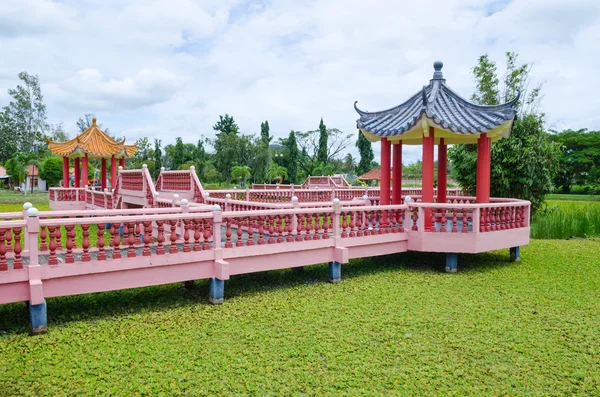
[{"x1": 1, "y1": 0, "x2": 598, "y2": 164}]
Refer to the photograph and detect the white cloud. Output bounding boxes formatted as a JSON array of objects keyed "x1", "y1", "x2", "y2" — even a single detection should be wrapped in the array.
[{"x1": 0, "y1": 0, "x2": 598, "y2": 165}]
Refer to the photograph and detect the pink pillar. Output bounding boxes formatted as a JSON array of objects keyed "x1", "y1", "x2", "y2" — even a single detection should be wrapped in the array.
[
  {"x1": 437, "y1": 138, "x2": 447, "y2": 204},
  {"x1": 422, "y1": 127, "x2": 435, "y2": 230},
  {"x1": 82, "y1": 154, "x2": 88, "y2": 187},
  {"x1": 379, "y1": 138, "x2": 391, "y2": 205},
  {"x1": 392, "y1": 142, "x2": 402, "y2": 204},
  {"x1": 119, "y1": 158, "x2": 125, "y2": 169},
  {"x1": 111, "y1": 156, "x2": 117, "y2": 188},
  {"x1": 74, "y1": 158, "x2": 81, "y2": 188},
  {"x1": 476, "y1": 133, "x2": 491, "y2": 203},
  {"x1": 63, "y1": 157, "x2": 69, "y2": 188},
  {"x1": 101, "y1": 158, "x2": 107, "y2": 191}
]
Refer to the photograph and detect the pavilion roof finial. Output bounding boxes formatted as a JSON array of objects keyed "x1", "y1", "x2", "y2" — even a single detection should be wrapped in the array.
[
  {"x1": 92, "y1": 118, "x2": 97, "y2": 125},
  {"x1": 432, "y1": 61, "x2": 444, "y2": 80}
]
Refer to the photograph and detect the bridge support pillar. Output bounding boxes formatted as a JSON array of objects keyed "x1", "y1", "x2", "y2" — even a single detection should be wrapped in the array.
[
  {"x1": 209, "y1": 278, "x2": 224, "y2": 304},
  {"x1": 445, "y1": 254, "x2": 458, "y2": 273},
  {"x1": 510, "y1": 247, "x2": 520, "y2": 262},
  {"x1": 28, "y1": 299, "x2": 47, "y2": 335},
  {"x1": 329, "y1": 261, "x2": 341, "y2": 283}
]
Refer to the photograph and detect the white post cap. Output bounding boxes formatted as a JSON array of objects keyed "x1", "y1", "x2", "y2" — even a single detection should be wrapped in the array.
[
  {"x1": 27, "y1": 207, "x2": 39, "y2": 217},
  {"x1": 213, "y1": 204, "x2": 221, "y2": 211},
  {"x1": 180, "y1": 198, "x2": 189, "y2": 206},
  {"x1": 23, "y1": 202, "x2": 33, "y2": 210}
]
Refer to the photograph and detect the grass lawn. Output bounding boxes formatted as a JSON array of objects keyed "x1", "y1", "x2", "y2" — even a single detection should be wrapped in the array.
[{"x1": 1, "y1": 239, "x2": 599, "y2": 396}]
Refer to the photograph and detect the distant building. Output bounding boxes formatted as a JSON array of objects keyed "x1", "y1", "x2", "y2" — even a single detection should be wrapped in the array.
[{"x1": 21, "y1": 164, "x2": 47, "y2": 192}]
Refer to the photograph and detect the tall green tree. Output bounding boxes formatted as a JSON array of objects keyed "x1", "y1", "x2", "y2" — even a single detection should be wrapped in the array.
[
  {"x1": 296, "y1": 126, "x2": 353, "y2": 175},
  {"x1": 449, "y1": 52, "x2": 561, "y2": 214},
  {"x1": 283, "y1": 130, "x2": 299, "y2": 183},
  {"x1": 153, "y1": 139, "x2": 162, "y2": 178},
  {"x1": 213, "y1": 114, "x2": 239, "y2": 135},
  {"x1": 213, "y1": 114, "x2": 240, "y2": 186},
  {"x1": 0, "y1": 111, "x2": 18, "y2": 163},
  {"x1": 195, "y1": 138, "x2": 206, "y2": 175},
  {"x1": 173, "y1": 137, "x2": 185, "y2": 169},
  {"x1": 355, "y1": 131, "x2": 374, "y2": 175},
  {"x1": 260, "y1": 120, "x2": 272, "y2": 145},
  {"x1": 317, "y1": 118, "x2": 328, "y2": 164},
  {"x1": 231, "y1": 165, "x2": 252, "y2": 187},
  {"x1": 2, "y1": 72, "x2": 48, "y2": 154}
]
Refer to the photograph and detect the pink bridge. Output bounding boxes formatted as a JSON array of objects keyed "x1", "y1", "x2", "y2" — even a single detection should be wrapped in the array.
[{"x1": 1, "y1": 167, "x2": 529, "y2": 335}]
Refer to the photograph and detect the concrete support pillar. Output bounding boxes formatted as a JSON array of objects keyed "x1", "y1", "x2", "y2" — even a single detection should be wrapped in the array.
[
  {"x1": 380, "y1": 138, "x2": 391, "y2": 205},
  {"x1": 62, "y1": 157, "x2": 69, "y2": 188},
  {"x1": 445, "y1": 253, "x2": 458, "y2": 273},
  {"x1": 74, "y1": 158, "x2": 81, "y2": 188},
  {"x1": 392, "y1": 142, "x2": 402, "y2": 204},
  {"x1": 438, "y1": 138, "x2": 447, "y2": 204},
  {"x1": 82, "y1": 154, "x2": 88, "y2": 187},
  {"x1": 329, "y1": 261, "x2": 341, "y2": 283},
  {"x1": 209, "y1": 278, "x2": 224, "y2": 304},
  {"x1": 101, "y1": 158, "x2": 107, "y2": 191},
  {"x1": 111, "y1": 156, "x2": 117, "y2": 189},
  {"x1": 476, "y1": 133, "x2": 491, "y2": 203},
  {"x1": 422, "y1": 127, "x2": 435, "y2": 230},
  {"x1": 510, "y1": 247, "x2": 520, "y2": 262},
  {"x1": 28, "y1": 299, "x2": 47, "y2": 335}
]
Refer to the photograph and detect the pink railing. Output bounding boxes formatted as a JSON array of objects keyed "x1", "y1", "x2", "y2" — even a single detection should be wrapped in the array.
[
  {"x1": 121, "y1": 170, "x2": 144, "y2": 191},
  {"x1": 407, "y1": 199, "x2": 530, "y2": 233},
  {"x1": 158, "y1": 171, "x2": 192, "y2": 191},
  {"x1": 48, "y1": 188, "x2": 85, "y2": 202}
]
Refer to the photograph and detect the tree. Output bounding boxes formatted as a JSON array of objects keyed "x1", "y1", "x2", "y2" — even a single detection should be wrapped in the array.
[
  {"x1": 195, "y1": 138, "x2": 207, "y2": 175},
  {"x1": 154, "y1": 139, "x2": 162, "y2": 178},
  {"x1": 282, "y1": 130, "x2": 299, "y2": 183},
  {"x1": 449, "y1": 52, "x2": 561, "y2": 214},
  {"x1": 343, "y1": 153, "x2": 356, "y2": 173},
  {"x1": 311, "y1": 162, "x2": 335, "y2": 176},
  {"x1": 213, "y1": 114, "x2": 240, "y2": 187},
  {"x1": 231, "y1": 165, "x2": 251, "y2": 187},
  {"x1": 317, "y1": 118, "x2": 328, "y2": 164},
  {"x1": 266, "y1": 164, "x2": 288, "y2": 184},
  {"x1": 356, "y1": 131, "x2": 374, "y2": 175},
  {"x1": 174, "y1": 137, "x2": 185, "y2": 169},
  {"x1": 213, "y1": 114, "x2": 239, "y2": 135},
  {"x1": 76, "y1": 113, "x2": 112, "y2": 134},
  {"x1": 549, "y1": 129, "x2": 600, "y2": 193},
  {"x1": 2, "y1": 71, "x2": 48, "y2": 154},
  {"x1": 260, "y1": 120, "x2": 272, "y2": 145},
  {"x1": 0, "y1": 111, "x2": 18, "y2": 163},
  {"x1": 296, "y1": 126, "x2": 353, "y2": 175},
  {"x1": 39, "y1": 157, "x2": 63, "y2": 187},
  {"x1": 5, "y1": 152, "x2": 34, "y2": 187}
]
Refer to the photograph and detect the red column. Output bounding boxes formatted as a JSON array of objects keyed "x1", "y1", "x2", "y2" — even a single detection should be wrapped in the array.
[
  {"x1": 119, "y1": 158, "x2": 125, "y2": 169},
  {"x1": 63, "y1": 157, "x2": 69, "y2": 188},
  {"x1": 101, "y1": 158, "x2": 107, "y2": 190},
  {"x1": 74, "y1": 158, "x2": 81, "y2": 188},
  {"x1": 379, "y1": 138, "x2": 391, "y2": 205},
  {"x1": 82, "y1": 154, "x2": 88, "y2": 187},
  {"x1": 476, "y1": 133, "x2": 491, "y2": 203},
  {"x1": 422, "y1": 127, "x2": 435, "y2": 230},
  {"x1": 392, "y1": 142, "x2": 402, "y2": 204},
  {"x1": 111, "y1": 156, "x2": 117, "y2": 189},
  {"x1": 437, "y1": 138, "x2": 447, "y2": 204}
]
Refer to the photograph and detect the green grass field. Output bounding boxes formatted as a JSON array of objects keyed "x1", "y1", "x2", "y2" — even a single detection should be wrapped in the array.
[
  {"x1": 1, "y1": 240, "x2": 599, "y2": 395},
  {"x1": 1, "y1": 191, "x2": 599, "y2": 395}
]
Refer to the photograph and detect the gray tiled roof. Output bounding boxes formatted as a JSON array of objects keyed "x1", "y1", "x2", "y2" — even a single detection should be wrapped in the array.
[{"x1": 355, "y1": 61, "x2": 520, "y2": 136}]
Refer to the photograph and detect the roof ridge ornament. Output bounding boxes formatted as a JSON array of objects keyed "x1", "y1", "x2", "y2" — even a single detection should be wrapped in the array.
[{"x1": 432, "y1": 61, "x2": 444, "y2": 80}]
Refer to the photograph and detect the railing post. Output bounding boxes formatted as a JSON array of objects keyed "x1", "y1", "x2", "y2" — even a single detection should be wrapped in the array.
[
  {"x1": 103, "y1": 188, "x2": 108, "y2": 208},
  {"x1": 22, "y1": 202, "x2": 32, "y2": 253},
  {"x1": 172, "y1": 193, "x2": 179, "y2": 208},
  {"x1": 26, "y1": 207, "x2": 47, "y2": 335},
  {"x1": 332, "y1": 198, "x2": 341, "y2": 237},
  {"x1": 417, "y1": 207, "x2": 425, "y2": 231},
  {"x1": 291, "y1": 196, "x2": 299, "y2": 236},
  {"x1": 225, "y1": 194, "x2": 231, "y2": 211},
  {"x1": 472, "y1": 207, "x2": 480, "y2": 233},
  {"x1": 524, "y1": 204, "x2": 531, "y2": 227},
  {"x1": 180, "y1": 198, "x2": 189, "y2": 237},
  {"x1": 212, "y1": 204, "x2": 222, "y2": 249}
]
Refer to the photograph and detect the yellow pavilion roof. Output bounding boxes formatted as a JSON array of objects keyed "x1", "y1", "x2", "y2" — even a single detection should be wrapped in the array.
[{"x1": 46, "y1": 118, "x2": 137, "y2": 159}]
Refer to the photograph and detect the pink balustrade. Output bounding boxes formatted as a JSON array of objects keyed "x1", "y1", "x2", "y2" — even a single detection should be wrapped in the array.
[{"x1": 121, "y1": 170, "x2": 144, "y2": 191}]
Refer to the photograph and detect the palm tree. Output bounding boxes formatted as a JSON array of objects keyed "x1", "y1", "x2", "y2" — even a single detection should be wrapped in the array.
[
  {"x1": 266, "y1": 164, "x2": 288, "y2": 184},
  {"x1": 231, "y1": 165, "x2": 251, "y2": 187},
  {"x1": 311, "y1": 162, "x2": 335, "y2": 176}
]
